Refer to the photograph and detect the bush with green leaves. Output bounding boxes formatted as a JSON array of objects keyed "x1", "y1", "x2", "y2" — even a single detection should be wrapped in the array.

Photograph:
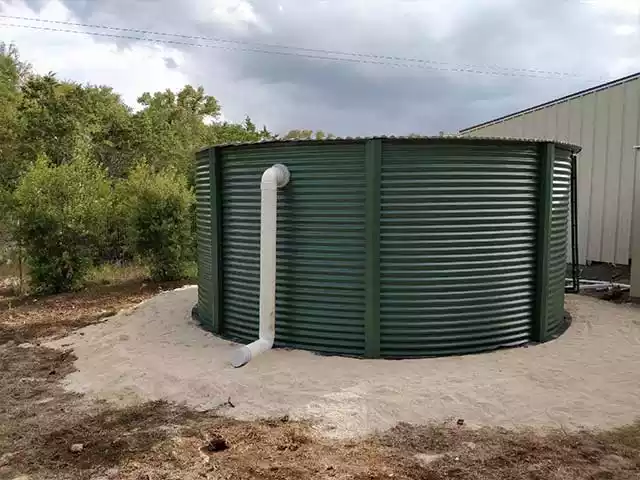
[
  {"x1": 118, "y1": 163, "x2": 194, "y2": 281},
  {"x1": 12, "y1": 156, "x2": 112, "y2": 293}
]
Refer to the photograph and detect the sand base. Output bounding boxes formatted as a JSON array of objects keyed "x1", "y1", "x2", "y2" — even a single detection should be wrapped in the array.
[{"x1": 47, "y1": 287, "x2": 640, "y2": 438}]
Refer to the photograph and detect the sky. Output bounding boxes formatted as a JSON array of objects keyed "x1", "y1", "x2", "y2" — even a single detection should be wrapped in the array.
[{"x1": 0, "y1": 0, "x2": 639, "y2": 136}]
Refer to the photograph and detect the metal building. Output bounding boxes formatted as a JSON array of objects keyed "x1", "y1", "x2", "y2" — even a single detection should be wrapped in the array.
[
  {"x1": 194, "y1": 137, "x2": 578, "y2": 358},
  {"x1": 460, "y1": 72, "x2": 640, "y2": 266}
]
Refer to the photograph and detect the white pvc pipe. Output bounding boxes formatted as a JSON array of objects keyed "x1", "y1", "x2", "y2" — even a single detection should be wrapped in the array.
[
  {"x1": 577, "y1": 284, "x2": 629, "y2": 291},
  {"x1": 564, "y1": 277, "x2": 630, "y2": 289},
  {"x1": 231, "y1": 164, "x2": 290, "y2": 368}
]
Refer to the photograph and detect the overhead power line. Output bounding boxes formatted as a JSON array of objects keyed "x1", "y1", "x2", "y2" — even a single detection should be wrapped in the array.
[
  {"x1": 0, "y1": 17, "x2": 606, "y2": 82},
  {"x1": 0, "y1": 14, "x2": 595, "y2": 80}
]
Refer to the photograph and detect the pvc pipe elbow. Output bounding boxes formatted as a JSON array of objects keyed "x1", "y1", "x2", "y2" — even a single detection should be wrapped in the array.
[
  {"x1": 231, "y1": 338, "x2": 274, "y2": 368},
  {"x1": 231, "y1": 346, "x2": 251, "y2": 368},
  {"x1": 262, "y1": 164, "x2": 290, "y2": 188}
]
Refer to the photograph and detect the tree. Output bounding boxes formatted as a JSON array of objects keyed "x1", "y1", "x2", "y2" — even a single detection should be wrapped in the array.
[
  {"x1": 282, "y1": 129, "x2": 313, "y2": 140},
  {"x1": 2, "y1": 43, "x2": 345, "y2": 291},
  {"x1": 131, "y1": 85, "x2": 221, "y2": 176},
  {"x1": 0, "y1": 43, "x2": 29, "y2": 190},
  {"x1": 17, "y1": 74, "x2": 86, "y2": 165},
  {"x1": 280, "y1": 129, "x2": 336, "y2": 140},
  {"x1": 210, "y1": 116, "x2": 272, "y2": 145},
  {"x1": 118, "y1": 163, "x2": 194, "y2": 281},
  {"x1": 0, "y1": 43, "x2": 30, "y2": 81},
  {"x1": 0, "y1": 43, "x2": 30, "y2": 268},
  {"x1": 77, "y1": 85, "x2": 135, "y2": 177},
  {"x1": 16, "y1": 75, "x2": 135, "y2": 176},
  {"x1": 12, "y1": 156, "x2": 113, "y2": 293}
]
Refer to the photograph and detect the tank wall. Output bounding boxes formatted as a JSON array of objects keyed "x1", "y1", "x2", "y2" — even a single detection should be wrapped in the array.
[
  {"x1": 545, "y1": 147, "x2": 572, "y2": 338},
  {"x1": 195, "y1": 138, "x2": 574, "y2": 358},
  {"x1": 379, "y1": 142, "x2": 540, "y2": 357},
  {"x1": 220, "y1": 143, "x2": 367, "y2": 355},
  {"x1": 195, "y1": 149, "x2": 215, "y2": 328}
]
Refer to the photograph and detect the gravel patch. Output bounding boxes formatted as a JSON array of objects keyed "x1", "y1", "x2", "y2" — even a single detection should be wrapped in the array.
[{"x1": 47, "y1": 287, "x2": 640, "y2": 438}]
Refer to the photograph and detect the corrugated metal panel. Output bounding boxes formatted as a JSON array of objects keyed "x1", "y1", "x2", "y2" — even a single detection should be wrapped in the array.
[
  {"x1": 195, "y1": 149, "x2": 214, "y2": 328},
  {"x1": 546, "y1": 148, "x2": 572, "y2": 337},
  {"x1": 621, "y1": 82, "x2": 640, "y2": 260},
  {"x1": 546, "y1": 105, "x2": 558, "y2": 139},
  {"x1": 378, "y1": 142, "x2": 539, "y2": 357},
  {"x1": 463, "y1": 76, "x2": 640, "y2": 265},
  {"x1": 220, "y1": 143, "x2": 367, "y2": 356},
  {"x1": 587, "y1": 89, "x2": 610, "y2": 262},
  {"x1": 632, "y1": 146, "x2": 640, "y2": 296},
  {"x1": 461, "y1": 72, "x2": 640, "y2": 132},
  {"x1": 525, "y1": 111, "x2": 541, "y2": 136},
  {"x1": 508, "y1": 117, "x2": 524, "y2": 137},
  {"x1": 577, "y1": 93, "x2": 596, "y2": 264},
  {"x1": 566, "y1": 100, "x2": 583, "y2": 263},
  {"x1": 567, "y1": 100, "x2": 583, "y2": 145},
  {"x1": 556, "y1": 102, "x2": 570, "y2": 141},
  {"x1": 601, "y1": 86, "x2": 625, "y2": 262},
  {"x1": 195, "y1": 138, "x2": 574, "y2": 358}
]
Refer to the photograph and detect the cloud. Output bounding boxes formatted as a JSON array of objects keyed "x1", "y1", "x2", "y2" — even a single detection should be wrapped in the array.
[
  {"x1": 1, "y1": 0, "x2": 639, "y2": 134},
  {"x1": 0, "y1": 0, "x2": 190, "y2": 108},
  {"x1": 163, "y1": 57, "x2": 178, "y2": 69}
]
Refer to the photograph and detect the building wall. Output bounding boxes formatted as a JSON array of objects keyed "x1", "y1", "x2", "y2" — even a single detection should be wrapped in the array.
[{"x1": 463, "y1": 77, "x2": 640, "y2": 265}]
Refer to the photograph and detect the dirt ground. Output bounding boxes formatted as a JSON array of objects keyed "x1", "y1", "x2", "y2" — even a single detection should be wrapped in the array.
[
  {"x1": 0, "y1": 279, "x2": 188, "y2": 344},
  {"x1": 51, "y1": 287, "x2": 640, "y2": 436},
  {"x1": 1, "y1": 282, "x2": 639, "y2": 480}
]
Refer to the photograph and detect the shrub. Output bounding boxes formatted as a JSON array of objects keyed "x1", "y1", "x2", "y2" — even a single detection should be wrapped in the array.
[
  {"x1": 12, "y1": 156, "x2": 112, "y2": 293},
  {"x1": 118, "y1": 163, "x2": 194, "y2": 281}
]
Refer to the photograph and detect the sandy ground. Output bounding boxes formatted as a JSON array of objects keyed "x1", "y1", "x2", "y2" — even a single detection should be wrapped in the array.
[{"x1": 47, "y1": 287, "x2": 640, "y2": 438}]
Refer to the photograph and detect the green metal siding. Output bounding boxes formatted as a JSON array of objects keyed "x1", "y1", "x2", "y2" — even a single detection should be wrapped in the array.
[
  {"x1": 221, "y1": 143, "x2": 367, "y2": 355},
  {"x1": 364, "y1": 139, "x2": 382, "y2": 357},
  {"x1": 195, "y1": 149, "x2": 214, "y2": 329},
  {"x1": 195, "y1": 137, "x2": 578, "y2": 359},
  {"x1": 546, "y1": 148, "x2": 572, "y2": 337},
  {"x1": 379, "y1": 142, "x2": 539, "y2": 357},
  {"x1": 533, "y1": 144, "x2": 554, "y2": 341}
]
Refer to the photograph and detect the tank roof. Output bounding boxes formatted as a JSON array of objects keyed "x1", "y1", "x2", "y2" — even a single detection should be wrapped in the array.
[{"x1": 203, "y1": 135, "x2": 581, "y2": 154}]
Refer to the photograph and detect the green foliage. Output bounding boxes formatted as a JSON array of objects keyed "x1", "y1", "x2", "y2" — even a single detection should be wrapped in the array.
[
  {"x1": 210, "y1": 116, "x2": 272, "y2": 145},
  {"x1": 0, "y1": 43, "x2": 336, "y2": 292},
  {"x1": 118, "y1": 163, "x2": 195, "y2": 282},
  {"x1": 281, "y1": 129, "x2": 335, "y2": 140},
  {"x1": 16, "y1": 75, "x2": 135, "y2": 175},
  {"x1": 0, "y1": 184, "x2": 17, "y2": 270},
  {"x1": 12, "y1": 156, "x2": 112, "y2": 293},
  {"x1": 132, "y1": 85, "x2": 221, "y2": 178},
  {"x1": 0, "y1": 43, "x2": 29, "y2": 190}
]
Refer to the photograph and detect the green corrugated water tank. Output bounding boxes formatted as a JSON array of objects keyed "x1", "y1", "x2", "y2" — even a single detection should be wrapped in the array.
[{"x1": 194, "y1": 137, "x2": 580, "y2": 358}]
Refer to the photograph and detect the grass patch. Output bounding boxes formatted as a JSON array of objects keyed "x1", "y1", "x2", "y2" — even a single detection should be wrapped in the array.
[
  {"x1": 1, "y1": 260, "x2": 197, "y2": 298},
  {"x1": 377, "y1": 422, "x2": 640, "y2": 479},
  {"x1": 77, "y1": 261, "x2": 196, "y2": 287},
  {"x1": 85, "y1": 263, "x2": 150, "y2": 286},
  {"x1": 599, "y1": 420, "x2": 640, "y2": 450}
]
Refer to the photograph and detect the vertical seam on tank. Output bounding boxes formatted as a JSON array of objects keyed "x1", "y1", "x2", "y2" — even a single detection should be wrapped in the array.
[
  {"x1": 364, "y1": 138, "x2": 381, "y2": 358},
  {"x1": 534, "y1": 142, "x2": 554, "y2": 342},
  {"x1": 209, "y1": 147, "x2": 222, "y2": 333}
]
